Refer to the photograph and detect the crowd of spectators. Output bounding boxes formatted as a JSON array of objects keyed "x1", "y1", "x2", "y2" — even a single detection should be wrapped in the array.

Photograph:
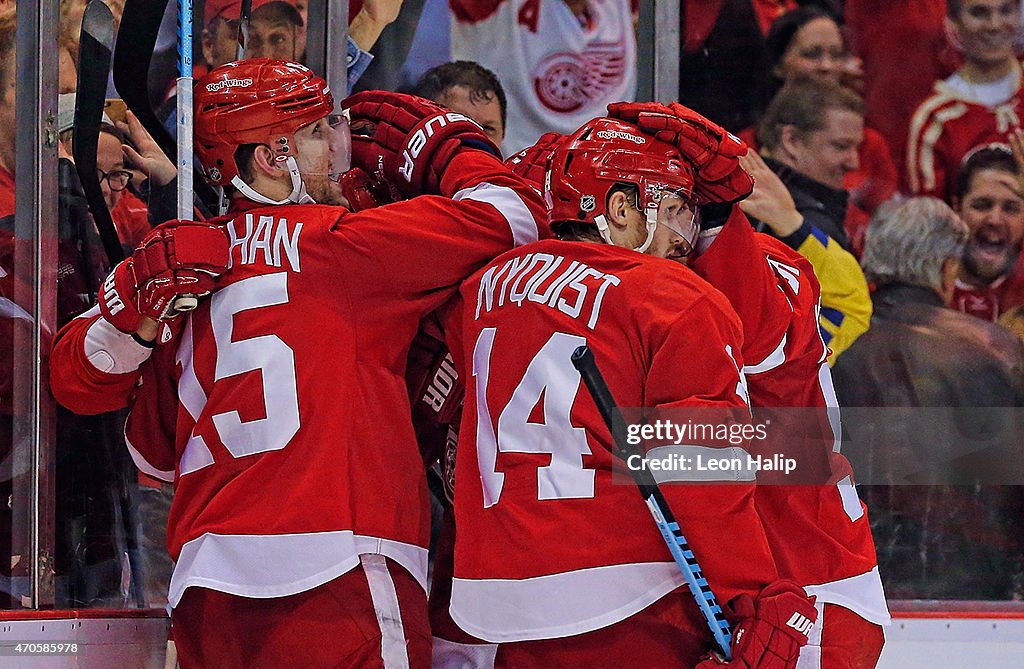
[{"x1": 1, "y1": 0, "x2": 1023, "y2": 615}]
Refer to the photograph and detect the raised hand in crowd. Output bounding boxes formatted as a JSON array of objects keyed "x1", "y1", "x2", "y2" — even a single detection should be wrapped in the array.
[
  {"x1": 737, "y1": 149, "x2": 803, "y2": 237},
  {"x1": 1007, "y1": 127, "x2": 1024, "y2": 198},
  {"x1": 117, "y1": 110, "x2": 177, "y2": 190},
  {"x1": 348, "y1": 0, "x2": 404, "y2": 52}
]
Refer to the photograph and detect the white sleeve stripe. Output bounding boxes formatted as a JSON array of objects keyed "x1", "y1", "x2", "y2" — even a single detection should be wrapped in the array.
[
  {"x1": 918, "y1": 104, "x2": 968, "y2": 193},
  {"x1": 124, "y1": 431, "x2": 175, "y2": 482},
  {"x1": 742, "y1": 333, "x2": 788, "y2": 376},
  {"x1": 84, "y1": 310, "x2": 154, "y2": 374},
  {"x1": 817, "y1": 362, "x2": 843, "y2": 452},
  {"x1": 453, "y1": 182, "x2": 539, "y2": 247},
  {"x1": 906, "y1": 89, "x2": 957, "y2": 192},
  {"x1": 836, "y1": 475, "x2": 865, "y2": 523}
]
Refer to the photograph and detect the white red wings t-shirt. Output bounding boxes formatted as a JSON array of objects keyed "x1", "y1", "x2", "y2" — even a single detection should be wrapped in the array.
[{"x1": 450, "y1": 0, "x2": 637, "y2": 155}]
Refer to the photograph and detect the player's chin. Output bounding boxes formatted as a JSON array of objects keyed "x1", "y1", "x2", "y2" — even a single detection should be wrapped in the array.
[
  {"x1": 658, "y1": 247, "x2": 690, "y2": 265},
  {"x1": 314, "y1": 181, "x2": 349, "y2": 207}
]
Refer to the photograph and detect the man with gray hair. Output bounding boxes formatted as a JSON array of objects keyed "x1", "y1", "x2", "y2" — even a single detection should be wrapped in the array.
[
  {"x1": 833, "y1": 196, "x2": 1024, "y2": 600},
  {"x1": 859, "y1": 197, "x2": 968, "y2": 302}
]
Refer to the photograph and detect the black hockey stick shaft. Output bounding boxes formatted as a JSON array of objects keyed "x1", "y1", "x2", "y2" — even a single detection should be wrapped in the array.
[
  {"x1": 236, "y1": 0, "x2": 253, "y2": 59},
  {"x1": 570, "y1": 345, "x2": 733, "y2": 658},
  {"x1": 114, "y1": 0, "x2": 176, "y2": 160},
  {"x1": 74, "y1": 0, "x2": 125, "y2": 266}
]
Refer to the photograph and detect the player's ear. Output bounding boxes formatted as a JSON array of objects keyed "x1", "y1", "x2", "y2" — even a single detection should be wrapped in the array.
[
  {"x1": 606, "y1": 190, "x2": 632, "y2": 230},
  {"x1": 251, "y1": 145, "x2": 284, "y2": 178}
]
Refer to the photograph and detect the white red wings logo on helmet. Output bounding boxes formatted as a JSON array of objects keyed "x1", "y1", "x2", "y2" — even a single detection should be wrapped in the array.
[
  {"x1": 205, "y1": 78, "x2": 254, "y2": 92},
  {"x1": 595, "y1": 130, "x2": 646, "y2": 145}
]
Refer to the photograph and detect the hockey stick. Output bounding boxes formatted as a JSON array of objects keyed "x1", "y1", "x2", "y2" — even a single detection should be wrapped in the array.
[
  {"x1": 570, "y1": 345, "x2": 734, "y2": 660},
  {"x1": 73, "y1": 0, "x2": 125, "y2": 267},
  {"x1": 174, "y1": 0, "x2": 199, "y2": 311},
  {"x1": 68, "y1": 7, "x2": 147, "y2": 603},
  {"x1": 235, "y1": 0, "x2": 253, "y2": 59}
]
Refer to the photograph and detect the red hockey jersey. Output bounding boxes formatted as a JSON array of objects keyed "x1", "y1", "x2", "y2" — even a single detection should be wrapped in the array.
[
  {"x1": 691, "y1": 210, "x2": 889, "y2": 628},
  {"x1": 907, "y1": 65, "x2": 1024, "y2": 202},
  {"x1": 446, "y1": 239, "x2": 778, "y2": 643},
  {"x1": 952, "y1": 253, "x2": 1024, "y2": 322},
  {"x1": 49, "y1": 151, "x2": 545, "y2": 607}
]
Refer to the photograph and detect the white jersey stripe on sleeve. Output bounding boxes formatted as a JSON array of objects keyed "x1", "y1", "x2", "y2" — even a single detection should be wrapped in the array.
[
  {"x1": 453, "y1": 182, "x2": 539, "y2": 247},
  {"x1": 83, "y1": 305, "x2": 155, "y2": 374},
  {"x1": 743, "y1": 333, "x2": 788, "y2": 376},
  {"x1": 918, "y1": 103, "x2": 969, "y2": 193},
  {"x1": 817, "y1": 362, "x2": 842, "y2": 452},
  {"x1": 906, "y1": 87, "x2": 957, "y2": 193},
  {"x1": 124, "y1": 431, "x2": 175, "y2": 482}
]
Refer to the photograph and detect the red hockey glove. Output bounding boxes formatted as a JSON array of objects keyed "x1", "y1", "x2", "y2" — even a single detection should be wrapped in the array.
[
  {"x1": 407, "y1": 319, "x2": 465, "y2": 427},
  {"x1": 696, "y1": 580, "x2": 817, "y2": 669},
  {"x1": 338, "y1": 167, "x2": 395, "y2": 211},
  {"x1": 407, "y1": 319, "x2": 465, "y2": 479},
  {"x1": 344, "y1": 91, "x2": 501, "y2": 199},
  {"x1": 99, "y1": 220, "x2": 230, "y2": 334},
  {"x1": 607, "y1": 101, "x2": 753, "y2": 204},
  {"x1": 505, "y1": 132, "x2": 565, "y2": 187}
]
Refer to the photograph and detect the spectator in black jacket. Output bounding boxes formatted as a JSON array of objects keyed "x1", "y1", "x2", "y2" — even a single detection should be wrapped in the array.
[{"x1": 757, "y1": 81, "x2": 863, "y2": 251}]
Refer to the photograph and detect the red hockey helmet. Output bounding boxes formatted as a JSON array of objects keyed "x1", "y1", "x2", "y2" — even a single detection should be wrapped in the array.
[
  {"x1": 194, "y1": 59, "x2": 336, "y2": 188},
  {"x1": 546, "y1": 117, "x2": 697, "y2": 252}
]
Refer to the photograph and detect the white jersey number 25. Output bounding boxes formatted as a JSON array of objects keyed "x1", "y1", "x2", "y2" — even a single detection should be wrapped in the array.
[{"x1": 177, "y1": 273, "x2": 300, "y2": 476}]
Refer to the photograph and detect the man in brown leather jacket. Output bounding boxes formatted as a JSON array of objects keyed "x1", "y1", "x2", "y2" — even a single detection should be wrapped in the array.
[{"x1": 833, "y1": 196, "x2": 1024, "y2": 600}]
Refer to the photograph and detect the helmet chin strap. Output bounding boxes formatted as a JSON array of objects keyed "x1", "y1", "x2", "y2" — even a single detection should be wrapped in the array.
[
  {"x1": 231, "y1": 156, "x2": 316, "y2": 206},
  {"x1": 594, "y1": 208, "x2": 658, "y2": 254}
]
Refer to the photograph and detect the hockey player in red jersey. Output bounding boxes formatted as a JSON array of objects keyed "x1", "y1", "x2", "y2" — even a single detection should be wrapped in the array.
[
  {"x1": 606, "y1": 101, "x2": 889, "y2": 669},
  {"x1": 436, "y1": 116, "x2": 817, "y2": 668},
  {"x1": 48, "y1": 59, "x2": 545, "y2": 669}
]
